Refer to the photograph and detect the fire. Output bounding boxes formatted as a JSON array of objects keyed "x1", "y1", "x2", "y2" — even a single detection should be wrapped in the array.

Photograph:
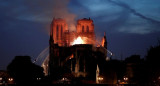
[
  {"x1": 101, "y1": 37, "x2": 105, "y2": 47},
  {"x1": 72, "y1": 36, "x2": 85, "y2": 45}
]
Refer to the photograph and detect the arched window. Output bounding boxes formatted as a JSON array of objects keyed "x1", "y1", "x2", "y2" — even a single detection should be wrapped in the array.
[
  {"x1": 61, "y1": 25, "x2": 63, "y2": 39},
  {"x1": 82, "y1": 26, "x2": 84, "y2": 32},
  {"x1": 86, "y1": 26, "x2": 89, "y2": 32},
  {"x1": 56, "y1": 25, "x2": 59, "y2": 40}
]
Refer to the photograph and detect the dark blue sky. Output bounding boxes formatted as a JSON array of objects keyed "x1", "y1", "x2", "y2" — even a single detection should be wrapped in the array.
[{"x1": 0, "y1": 0, "x2": 160, "y2": 70}]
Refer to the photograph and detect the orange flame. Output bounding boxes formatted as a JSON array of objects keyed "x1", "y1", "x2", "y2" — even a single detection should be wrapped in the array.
[
  {"x1": 72, "y1": 36, "x2": 85, "y2": 45},
  {"x1": 101, "y1": 37, "x2": 105, "y2": 47}
]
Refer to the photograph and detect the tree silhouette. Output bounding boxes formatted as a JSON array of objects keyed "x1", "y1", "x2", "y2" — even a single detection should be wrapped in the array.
[
  {"x1": 146, "y1": 45, "x2": 160, "y2": 65},
  {"x1": 146, "y1": 45, "x2": 160, "y2": 84},
  {"x1": 7, "y1": 56, "x2": 44, "y2": 84}
]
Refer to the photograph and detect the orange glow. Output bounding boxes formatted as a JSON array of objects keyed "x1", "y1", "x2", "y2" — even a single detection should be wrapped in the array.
[
  {"x1": 69, "y1": 54, "x2": 74, "y2": 59},
  {"x1": 72, "y1": 36, "x2": 86, "y2": 45},
  {"x1": 101, "y1": 37, "x2": 105, "y2": 47},
  {"x1": 8, "y1": 78, "x2": 13, "y2": 81}
]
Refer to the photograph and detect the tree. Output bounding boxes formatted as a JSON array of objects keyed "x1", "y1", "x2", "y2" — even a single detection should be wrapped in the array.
[
  {"x1": 7, "y1": 56, "x2": 44, "y2": 84},
  {"x1": 146, "y1": 45, "x2": 160, "y2": 65},
  {"x1": 146, "y1": 45, "x2": 160, "y2": 85}
]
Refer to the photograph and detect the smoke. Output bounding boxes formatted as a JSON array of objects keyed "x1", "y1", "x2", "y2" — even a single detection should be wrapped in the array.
[
  {"x1": 107, "y1": 0, "x2": 160, "y2": 25},
  {"x1": 53, "y1": 0, "x2": 77, "y2": 31}
]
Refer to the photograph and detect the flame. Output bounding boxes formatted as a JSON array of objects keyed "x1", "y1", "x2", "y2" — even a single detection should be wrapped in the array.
[
  {"x1": 72, "y1": 36, "x2": 85, "y2": 45},
  {"x1": 69, "y1": 54, "x2": 74, "y2": 59},
  {"x1": 101, "y1": 37, "x2": 105, "y2": 47}
]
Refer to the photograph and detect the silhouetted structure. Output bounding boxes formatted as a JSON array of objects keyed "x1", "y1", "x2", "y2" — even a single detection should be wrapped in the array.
[
  {"x1": 146, "y1": 45, "x2": 160, "y2": 85},
  {"x1": 48, "y1": 18, "x2": 108, "y2": 83},
  {"x1": 7, "y1": 56, "x2": 44, "y2": 84},
  {"x1": 0, "y1": 70, "x2": 14, "y2": 84}
]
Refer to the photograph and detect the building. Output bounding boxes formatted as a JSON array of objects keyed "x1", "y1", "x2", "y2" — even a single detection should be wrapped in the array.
[
  {"x1": 0, "y1": 70, "x2": 14, "y2": 85},
  {"x1": 76, "y1": 18, "x2": 95, "y2": 45},
  {"x1": 46, "y1": 18, "x2": 108, "y2": 83}
]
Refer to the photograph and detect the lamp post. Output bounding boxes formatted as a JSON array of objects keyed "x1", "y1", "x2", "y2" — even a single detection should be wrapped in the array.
[
  {"x1": 98, "y1": 76, "x2": 103, "y2": 84},
  {"x1": 123, "y1": 76, "x2": 128, "y2": 84}
]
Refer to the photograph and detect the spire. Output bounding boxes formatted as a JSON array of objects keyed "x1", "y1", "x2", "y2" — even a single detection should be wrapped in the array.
[
  {"x1": 96, "y1": 64, "x2": 100, "y2": 84},
  {"x1": 96, "y1": 64, "x2": 99, "y2": 73},
  {"x1": 101, "y1": 32, "x2": 107, "y2": 49}
]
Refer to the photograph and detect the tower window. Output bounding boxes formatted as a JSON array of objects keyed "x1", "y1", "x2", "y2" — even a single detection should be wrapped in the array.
[
  {"x1": 61, "y1": 25, "x2": 63, "y2": 39},
  {"x1": 87, "y1": 26, "x2": 89, "y2": 32},
  {"x1": 82, "y1": 26, "x2": 84, "y2": 32},
  {"x1": 56, "y1": 25, "x2": 59, "y2": 40}
]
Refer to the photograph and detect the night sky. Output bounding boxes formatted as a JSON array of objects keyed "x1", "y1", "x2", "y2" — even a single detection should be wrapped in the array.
[{"x1": 0, "y1": 0, "x2": 160, "y2": 70}]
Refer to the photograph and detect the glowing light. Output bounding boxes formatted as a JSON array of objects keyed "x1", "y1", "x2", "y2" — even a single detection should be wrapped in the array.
[
  {"x1": 8, "y1": 78, "x2": 13, "y2": 81},
  {"x1": 72, "y1": 36, "x2": 85, "y2": 45},
  {"x1": 106, "y1": 57, "x2": 110, "y2": 61},
  {"x1": 98, "y1": 77, "x2": 103, "y2": 81},
  {"x1": 124, "y1": 77, "x2": 128, "y2": 81},
  {"x1": 37, "y1": 78, "x2": 41, "y2": 80},
  {"x1": 101, "y1": 37, "x2": 105, "y2": 47},
  {"x1": 69, "y1": 54, "x2": 74, "y2": 59}
]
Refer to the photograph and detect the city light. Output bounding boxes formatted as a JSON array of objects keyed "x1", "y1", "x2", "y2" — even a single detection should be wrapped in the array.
[
  {"x1": 98, "y1": 77, "x2": 103, "y2": 81},
  {"x1": 8, "y1": 78, "x2": 13, "y2": 81},
  {"x1": 124, "y1": 77, "x2": 128, "y2": 81},
  {"x1": 97, "y1": 76, "x2": 103, "y2": 84},
  {"x1": 37, "y1": 78, "x2": 41, "y2": 80}
]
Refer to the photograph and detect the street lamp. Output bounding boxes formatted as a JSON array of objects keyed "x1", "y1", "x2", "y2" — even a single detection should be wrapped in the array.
[
  {"x1": 8, "y1": 77, "x2": 14, "y2": 84},
  {"x1": 36, "y1": 77, "x2": 41, "y2": 81},
  {"x1": 123, "y1": 76, "x2": 128, "y2": 84},
  {"x1": 124, "y1": 77, "x2": 128, "y2": 81},
  {"x1": 97, "y1": 76, "x2": 103, "y2": 84},
  {"x1": 8, "y1": 78, "x2": 13, "y2": 81}
]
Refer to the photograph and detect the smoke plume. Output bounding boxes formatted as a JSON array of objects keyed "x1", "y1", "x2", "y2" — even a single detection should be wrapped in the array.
[
  {"x1": 107, "y1": 0, "x2": 160, "y2": 25},
  {"x1": 53, "y1": 0, "x2": 77, "y2": 31}
]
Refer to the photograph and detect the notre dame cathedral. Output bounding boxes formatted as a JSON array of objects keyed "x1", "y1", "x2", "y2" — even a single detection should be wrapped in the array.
[{"x1": 47, "y1": 18, "x2": 107, "y2": 83}]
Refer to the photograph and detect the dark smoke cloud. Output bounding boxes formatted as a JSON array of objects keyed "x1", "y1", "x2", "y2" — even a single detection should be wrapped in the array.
[
  {"x1": 52, "y1": 0, "x2": 77, "y2": 31},
  {"x1": 107, "y1": 0, "x2": 160, "y2": 25}
]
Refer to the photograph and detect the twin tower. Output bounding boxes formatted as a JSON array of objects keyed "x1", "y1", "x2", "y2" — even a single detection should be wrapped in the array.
[
  {"x1": 50, "y1": 18, "x2": 95, "y2": 46},
  {"x1": 47, "y1": 18, "x2": 108, "y2": 81}
]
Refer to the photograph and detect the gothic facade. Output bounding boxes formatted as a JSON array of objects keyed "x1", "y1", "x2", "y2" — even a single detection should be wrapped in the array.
[{"x1": 48, "y1": 18, "x2": 107, "y2": 82}]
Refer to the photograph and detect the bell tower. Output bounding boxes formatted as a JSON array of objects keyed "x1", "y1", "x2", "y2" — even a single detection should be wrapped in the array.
[
  {"x1": 77, "y1": 18, "x2": 95, "y2": 45},
  {"x1": 50, "y1": 18, "x2": 68, "y2": 46}
]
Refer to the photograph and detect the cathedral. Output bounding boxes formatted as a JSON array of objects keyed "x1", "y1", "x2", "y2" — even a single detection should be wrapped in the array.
[
  {"x1": 46, "y1": 18, "x2": 108, "y2": 83},
  {"x1": 50, "y1": 18, "x2": 95, "y2": 46}
]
